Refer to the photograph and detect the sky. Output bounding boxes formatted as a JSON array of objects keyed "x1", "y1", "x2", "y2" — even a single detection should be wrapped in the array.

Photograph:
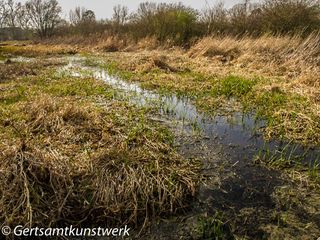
[{"x1": 18, "y1": 0, "x2": 245, "y2": 20}]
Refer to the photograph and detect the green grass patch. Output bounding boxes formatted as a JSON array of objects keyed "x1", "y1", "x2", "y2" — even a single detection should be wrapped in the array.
[
  {"x1": 213, "y1": 75, "x2": 257, "y2": 98},
  {"x1": 196, "y1": 213, "x2": 234, "y2": 240},
  {"x1": 248, "y1": 91, "x2": 288, "y2": 120},
  {"x1": 0, "y1": 54, "x2": 6, "y2": 61},
  {"x1": 44, "y1": 76, "x2": 112, "y2": 97}
]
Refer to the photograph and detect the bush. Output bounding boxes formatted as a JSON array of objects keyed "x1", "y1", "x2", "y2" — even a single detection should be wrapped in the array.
[
  {"x1": 130, "y1": 2, "x2": 199, "y2": 46},
  {"x1": 201, "y1": 0, "x2": 320, "y2": 36},
  {"x1": 261, "y1": 0, "x2": 320, "y2": 35}
]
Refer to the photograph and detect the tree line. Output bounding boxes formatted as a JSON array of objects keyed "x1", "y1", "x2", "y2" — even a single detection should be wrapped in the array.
[
  {"x1": 0, "y1": 0, "x2": 319, "y2": 43},
  {"x1": 0, "y1": 0, "x2": 60, "y2": 38}
]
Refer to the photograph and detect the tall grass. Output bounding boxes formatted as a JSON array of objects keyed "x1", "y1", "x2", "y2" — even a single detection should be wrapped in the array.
[{"x1": 189, "y1": 33, "x2": 320, "y2": 88}]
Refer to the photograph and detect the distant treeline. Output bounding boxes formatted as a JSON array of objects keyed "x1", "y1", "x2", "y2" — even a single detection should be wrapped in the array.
[{"x1": 0, "y1": 0, "x2": 319, "y2": 44}]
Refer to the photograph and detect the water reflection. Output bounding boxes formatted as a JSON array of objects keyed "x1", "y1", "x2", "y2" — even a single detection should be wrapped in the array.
[{"x1": 63, "y1": 57, "x2": 320, "y2": 166}]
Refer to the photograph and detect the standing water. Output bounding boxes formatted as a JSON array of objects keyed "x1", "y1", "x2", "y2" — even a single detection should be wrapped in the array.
[
  {"x1": 61, "y1": 56, "x2": 319, "y2": 239},
  {"x1": 62, "y1": 57, "x2": 319, "y2": 165}
]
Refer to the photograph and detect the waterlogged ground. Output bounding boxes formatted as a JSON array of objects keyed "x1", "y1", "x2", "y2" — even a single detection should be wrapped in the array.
[
  {"x1": 60, "y1": 56, "x2": 320, "y2": 239},
  {"x1": 0, "y1": 45, "x2": 319, "y2": 239}
]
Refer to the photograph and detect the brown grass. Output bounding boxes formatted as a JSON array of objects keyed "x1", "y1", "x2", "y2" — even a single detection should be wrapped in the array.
[
  {"x1": 5, "y1": 33, "x2": 319, "y2": 97},
  {"x1": 0, "y1": 94, "x2": 198, "y2": 228},
  {"x1": 0, "y1": 58, "x2": 65, "y2": 85},
  {"x1": 189, "y1": 33, "x2": 320, "y2": 100},
  {"x1": 1, "y1": 34, "x2": 319, "y2": 145}
]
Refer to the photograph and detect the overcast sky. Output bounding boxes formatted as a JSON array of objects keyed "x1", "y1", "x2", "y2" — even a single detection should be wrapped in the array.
[{"x1": 18, "y1": 0, "x2": 245, "y2": 19}]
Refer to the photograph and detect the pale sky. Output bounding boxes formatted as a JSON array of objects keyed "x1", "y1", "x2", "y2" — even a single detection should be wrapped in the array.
[{"x1": 17, "y1": 0, "x2": 246, "y2": 19}]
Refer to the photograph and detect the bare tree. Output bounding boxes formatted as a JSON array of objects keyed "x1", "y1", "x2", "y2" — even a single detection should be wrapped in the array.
[
  {"x1": 82, "y1": 9, "x2": 95, "y2": 23},
  {"x1": 69, "y1": 7, "x2": 95, "y2": 25},
  {"x1": 16, "y1": 3, "x2": 31, "y2": 29},
  {"x1": 136, "y1": 2, "x2": 157, "y2": 19},
  {"x1": 228, "y1": 0, "x2": 251, "y2": 34},
  {"x1": 25, "y1": 0, "x2": 61, "y2": 38},
  {"x1": 0, "y1": 0, "x2": 20, "y2": 28},
  {"x1": 112, "y1": 4, "x2": 128, "y2": 25},
  {"x1": 69, "y1": 6, "x2": 84, "y2": 25},
  {"x1": 4, "y1": 0, "x2": 18, "y2": 27},
  {"x1": 0, "y1": 0, "x2": 8, "y2": 28},
  {"x1": 202, "y1": 1, "x2": 228, "y2": 34}
]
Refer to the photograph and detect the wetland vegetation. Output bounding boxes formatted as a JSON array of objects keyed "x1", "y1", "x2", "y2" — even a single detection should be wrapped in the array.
[{"x1": 0, "y1": 0, "x2": 319, "y2": 239}]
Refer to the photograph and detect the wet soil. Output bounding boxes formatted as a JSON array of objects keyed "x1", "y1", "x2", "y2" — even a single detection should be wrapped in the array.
[{"x1": 60, "y1": 56, "x2": 319, "y2": 239}]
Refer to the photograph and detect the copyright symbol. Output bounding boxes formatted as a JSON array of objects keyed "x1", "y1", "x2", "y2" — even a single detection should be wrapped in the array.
[{"x1": 1, "y1": 226, "x2": 11, "y2": 236}]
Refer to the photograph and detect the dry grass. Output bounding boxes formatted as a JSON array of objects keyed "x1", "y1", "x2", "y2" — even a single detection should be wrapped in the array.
[
  {"x1": 39, "y1": 35, "x2": 129, "y2": 53},
  {"x1": 0, "y1": 36, "x2": 318, "y2": 239},
  {"x1": 0, "y1": 63, "x2": 36, "y2": 82},
  {"x1": 264, "y1": 109, "x2": 320, "y2": 144},
  {"x1": 0, "y1": 59, "x2": 64, "y2": 83},
  {"x1": 189, "y1": 34, "x2": 320, "y2": 101},
  {"x1": 0, "y1": 95, "x2": 198, "y2": 228},
  {"x1": 85, "y1": 34, "x2": 319, "y2": 145},
  {"x1": 1, "y1": 35, "x2": 319, "y2": 145},
  {"x1": 41, "y1": 34, "x2": 170, "y2": 52},
  {"x1": 0, "y1": 58, "x2": 199, "y2": 229},
  {"x1": 0, "y1": 42, "x2": 78, "y2": 56}
]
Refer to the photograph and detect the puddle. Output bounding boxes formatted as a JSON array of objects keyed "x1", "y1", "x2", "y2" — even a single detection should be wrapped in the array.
[
  {"x1": 8, "y1": 54, "x2": 320, "y2": 165},
  {"x1": 0, "y1": 56, "x2": 37, "y2": 64},
  {"x1": 61, "y1": 56, "x2": 319, "y2": 167},
  {"x1": 12, "y1": 56, "x2": 35, "y2": 62}
]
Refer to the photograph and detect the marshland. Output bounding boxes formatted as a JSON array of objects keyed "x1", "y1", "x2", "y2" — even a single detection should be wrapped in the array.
[{"x1": 0, "y1": 0, "x2": 319, "y2": 239}]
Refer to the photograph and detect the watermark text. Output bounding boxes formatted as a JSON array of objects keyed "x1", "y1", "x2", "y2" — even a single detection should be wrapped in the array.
[{"x1": 1, "y1": 225, "x2": 130, "y2": 237}]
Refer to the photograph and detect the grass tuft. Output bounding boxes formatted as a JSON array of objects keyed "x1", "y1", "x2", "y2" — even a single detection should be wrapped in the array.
[{"x1": 213, "y1": 75, "x2": 256, "y2": 98}]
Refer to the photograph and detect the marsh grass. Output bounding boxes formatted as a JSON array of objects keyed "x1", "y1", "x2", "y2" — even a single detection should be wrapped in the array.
[
  {"x1": 196, "y1": 213, "x2": 234, "y2": 240},
  {"x1": 254, "y1": 144, "x2": 320, "y2": 239},
  {"x1": 212, "y1": 75, "x2": 257, "y2": 98},
  {"x1": 93, "y1": 51, "x2": 319, "y2": 145},
  {"x1": 254, "y1": 143, "x2": 319, "y2": 183},
  {"x1": 0, "y1": 58, "x2": 199, "y2": 229},
  {"x1": 309, "y1": 160, "x2": 320, "y2": 181},
  {"x1": 255, "y1": 143, "x2": 303, "y2": 169}
]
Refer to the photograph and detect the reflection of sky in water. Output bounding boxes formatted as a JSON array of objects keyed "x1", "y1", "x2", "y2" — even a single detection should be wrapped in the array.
[{"x1": 63, "y1": 57, "x2": 320, "y2": 166}]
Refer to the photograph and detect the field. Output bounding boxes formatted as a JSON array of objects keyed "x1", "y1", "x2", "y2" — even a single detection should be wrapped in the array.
[{"x1": 0, "y1": 36, "x2": 319, "y2": 239}]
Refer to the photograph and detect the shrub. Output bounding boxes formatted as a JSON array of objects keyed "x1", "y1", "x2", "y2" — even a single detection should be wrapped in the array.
[{"x1": 130, "y1": 2, "x2": 199, "y2": 46}]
